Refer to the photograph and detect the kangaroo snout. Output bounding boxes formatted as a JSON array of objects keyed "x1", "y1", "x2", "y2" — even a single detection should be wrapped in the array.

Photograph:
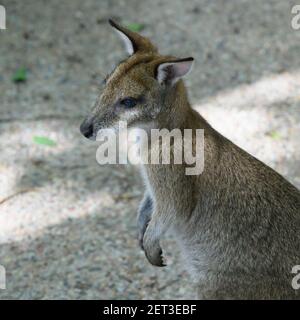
[{"x1": 80, "y1": 117, "x2": 95, "y2": 140}]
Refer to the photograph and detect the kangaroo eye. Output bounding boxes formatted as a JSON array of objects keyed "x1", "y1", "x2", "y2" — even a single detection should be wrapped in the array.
[{"x1": 120, "y1": 97, "x2": 137, "y2": 108}]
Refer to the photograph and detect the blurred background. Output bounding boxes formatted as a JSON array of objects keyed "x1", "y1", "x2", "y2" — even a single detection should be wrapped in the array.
[{"x1": 0, "y1": 0, "x2": 299, "y2": 299}]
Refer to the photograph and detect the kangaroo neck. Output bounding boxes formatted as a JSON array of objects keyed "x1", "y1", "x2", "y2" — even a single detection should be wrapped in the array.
[{"x1": 156, "y1": 81, "x2": 192, "y2": 130}]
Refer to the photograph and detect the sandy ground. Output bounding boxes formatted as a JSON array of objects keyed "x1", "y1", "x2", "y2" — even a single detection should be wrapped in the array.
[{"x1": 0, "y1": 0, "x2": 299, "y2": 299}]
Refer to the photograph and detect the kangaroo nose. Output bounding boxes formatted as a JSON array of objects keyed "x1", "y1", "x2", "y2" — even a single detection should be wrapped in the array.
[{"x1": 80, "y1": 118, "x2": 94, "y2": 139}]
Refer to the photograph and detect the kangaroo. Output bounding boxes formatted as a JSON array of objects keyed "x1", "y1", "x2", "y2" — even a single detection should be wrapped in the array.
[{"x1": 80, "y1": 20, "x2": 300, "y2": 299}]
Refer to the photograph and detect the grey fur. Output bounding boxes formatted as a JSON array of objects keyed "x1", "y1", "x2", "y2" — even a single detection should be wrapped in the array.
[
  {"x1": 140, "y1": 104, "x2": 300, "y2": 299},
  {"x1": 137, "y1": 193, "x2": 153, "y2": 250}
]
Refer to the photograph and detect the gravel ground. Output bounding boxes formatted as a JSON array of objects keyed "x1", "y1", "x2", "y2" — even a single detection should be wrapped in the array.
[{"x1": 0, "y1": 0, "x2": 299, "y2": 299}]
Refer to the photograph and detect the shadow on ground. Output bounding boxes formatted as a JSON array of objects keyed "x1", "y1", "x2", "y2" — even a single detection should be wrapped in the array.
[{"x1": 0, "y1": 209, "x2": 193, "y2": 300}]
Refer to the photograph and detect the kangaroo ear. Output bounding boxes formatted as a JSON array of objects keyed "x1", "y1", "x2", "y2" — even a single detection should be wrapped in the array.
[
  {"x1": 156, "y1": 57, "x2": 194, "y2": 85},
  {"x1": 109, "y1": 19, "x2": 157, "y2": 55}
]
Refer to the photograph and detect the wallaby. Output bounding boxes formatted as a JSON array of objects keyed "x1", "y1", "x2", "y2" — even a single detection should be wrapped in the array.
[{"x1": 80, "y1": 20, "x2": 300, "y2": 299}]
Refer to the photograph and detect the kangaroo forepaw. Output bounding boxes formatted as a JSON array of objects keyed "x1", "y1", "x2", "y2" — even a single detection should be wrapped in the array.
[{"x1": 143, "y1": 240, "x2": 166, "y2": 267}]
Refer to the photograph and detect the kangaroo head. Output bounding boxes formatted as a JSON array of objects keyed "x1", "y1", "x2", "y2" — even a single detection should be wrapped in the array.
[{"x1": 80, "y1": 19, "x2": 194, "y2": 140}]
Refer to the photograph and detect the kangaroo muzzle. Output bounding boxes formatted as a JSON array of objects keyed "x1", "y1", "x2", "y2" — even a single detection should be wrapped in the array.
[{"x1": 80, "y1": 117, "x2": 95, "y2": 140}]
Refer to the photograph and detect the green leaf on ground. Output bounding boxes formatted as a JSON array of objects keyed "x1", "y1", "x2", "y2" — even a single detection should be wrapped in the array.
[
  {"x1": 12, "y1": 68, "x2": 27, "y2": 83},
  {"x1": 268, "y1": 130, "x2": 281, "y2": 140},
  {"x1": 126, "y1": 23, "x2": 144, "y2": 32},
  {"x1": 33, "y1": 136, "x2": 56, "y2": 146}
]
